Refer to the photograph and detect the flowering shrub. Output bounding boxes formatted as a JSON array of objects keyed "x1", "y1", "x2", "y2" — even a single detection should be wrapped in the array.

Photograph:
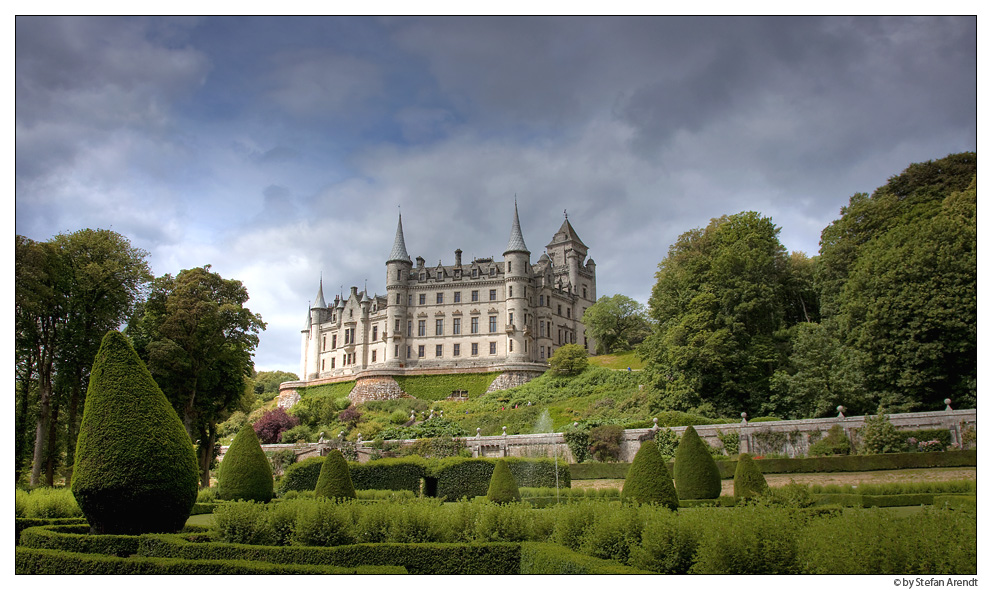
[{"x1": 917, "y1": 439, "x2": 944, "y2": 452}]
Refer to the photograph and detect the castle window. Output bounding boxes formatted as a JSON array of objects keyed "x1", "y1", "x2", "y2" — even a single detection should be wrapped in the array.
[
  {"x1": 436, "y1": 344, "x2": 443, "y2": 357},
  {"x1": 372, "y1": 325, "x2": 378, "y2": 341},
  {"x1": 507, "y1": 261, "x2": 511, "y2": 273},
  {"x1": 540, "y1": 346, "x2": 545, "y2": 360},
  {"x1": 540, "y1": 321, "x2": 545, "y2": 337},
  {"x1": 454, "y1": 269, "x2": 462, "y2": 279},
  {"x1": 436, "y1": 319, "x2": 444, "y2": 335},
  {"x1": 558, "y1": 304, "x2": 562, "y2": 315},
  {"x1": 395, "y1": 319, "x2": 401, "y2": 333},
  {"x1": 471, "y1": 317, "x2": 479, "y2": 334},
  {"x1": 540, "y1": 295, "x2": 544, "y2": 306},
  {"x1": 471, "y1": 290, "x2": 479, "y2": 302},
  {"x1": 407, "y1": 346, "x2": 411, "y2": 358},
  {"x1": 454, "y1": 291, "x2": 461, "y2": 303},
  {"x1": 453, "y1": 318, "x2": 461, "y2": 334},
  {"x1": 418, "y1": 320, "x2": 426, "y2": 336},
  {"x1": 407, "y1": 321, "x2": 412, "y2": 337},
  {"x1": 471, "y1": 343, "x2": 479, "y2": 356},
  {"x1": 321, "y1": 358, "x2": 325, "y2": 371},
  {"x1": 583, "y1": 286, "x2": 587, "y2": 299},
  {"x1": 509, "y1": 312, "x2": 514, "y2": 326},
  {"x1": 509, "y1": 340, "x2": 513, "y2": 352},
  {"x1": 396, "y1": 293, "x2": 401, "y2": 304},
  {"x1": 490, "y1": 267, "x2": 496, "y2": 276},
  {"x1": 420, "y1": 273, "x2": 426, "y2": 281},
  {"x1": 453, "y1": 343, "x2": 460, "y2": 356},
  {"x1": 509, "y1": 286, "x2": 513, "y2": 297},
  {"x1": 419, "y1": 294, "x2": 426, "y2": 305},
  {"x1": 418, "y1": 345, "x2": 425, "y2": 358},
  {"x1": 436, "y1": 292, "x2": 443, "y2": 304},
  {"x1": 331, "y1": 357, "x2": 336, "y2": 368},
  {"x1": 489, "y1": 315, "x2": 497, "y2": 333},
  {"x1": 472, "y1": 268, "x2": 478, "y2": 278},
  {"x1": 490, "y1": 342, "x2": 497, "y2": 354},
  {"x1": 489, "y1": 289, "x2": 496, "y2": 301},
  {"x1": 409, "y1": 295, "x2": 413, "y2": 305},
  {"x1": 397, "y1": 270, "x2": 403, "y2": 281},
  {"x1": 567, "y1": 307, "x2": 571, "y2": 318},
  {"x1": 322, "y1": 335, "x2": 326, "y2": 351},
  {"x1": 372, "y1": 350, "x2": 377, "y2": 362}
]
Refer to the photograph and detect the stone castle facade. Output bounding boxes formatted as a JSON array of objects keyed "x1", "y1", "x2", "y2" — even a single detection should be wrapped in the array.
[{"x1": 296, "y1": 204, "x2": 597, "y2": 389}]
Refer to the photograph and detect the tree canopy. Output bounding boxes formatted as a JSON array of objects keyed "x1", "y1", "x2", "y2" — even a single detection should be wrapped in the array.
[
  {"x1": 128, "y1": 265, "x2": 265, "y2": 485},
  {"x1": 581, "y1": 294, "x2": 652, "y2": 354}
]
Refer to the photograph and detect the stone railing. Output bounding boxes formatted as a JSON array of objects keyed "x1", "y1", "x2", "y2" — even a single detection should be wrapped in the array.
[{"x1": 220, "y1": 405, "x2": 976, "y2": 465}]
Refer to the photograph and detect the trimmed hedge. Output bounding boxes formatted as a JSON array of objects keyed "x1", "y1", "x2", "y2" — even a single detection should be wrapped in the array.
[
  {"x1": 486, "y1": 460, "x2": 522, "y2": 504},
  {"x1": 350, "y1": 457, "x2": 427, "y2": 493},
  {"x1": 138, "y1": 535, "x2": 522, "y2": 575},
  {"x1": 621, "y1": 441, "x2": 679, "y2": 509},
  {"x1": 733, "y1": 453, "x2": 768, "y2": 502},
  {"x1": 679, "y1": 496, "x2": 736, "y2": 508},
  {"x1": 218, "y1": 425, "x2": 274, "y2": 502},
  {"x1": 71, "y1": 331, "x2": 199, "y2": 534},
  {"x1": 673, "y1": 426, "x2": 722, "y2": 500},
  {"x1": 279, "y1": 456, "x2": 325, "y2": 493},
  {"x1": 315, "y1": 450, "x2": 357, "y2": 500},
  {"x1": 519, "y1": 542, "x2": 654, "y2": 574},
  {"x1": 14, "y1": 547, "x2": 406, "y2": 574},
  {"x1": 15, "y1": 518, "x2": 88, "y2": 545},
  {"x1": 19, "y1": 524, "x2": 142, "y2": 557},
  {"x1": 569, "y1": 462, "x2": 631, "y2": 480},
  {"x1": 431, "y1": 457, "x2": 571, "y2": 501}
]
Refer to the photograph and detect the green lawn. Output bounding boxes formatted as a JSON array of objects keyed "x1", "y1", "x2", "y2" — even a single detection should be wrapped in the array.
[{"x1": 587, "y1": 350, "x2": 644, "y2": 370}]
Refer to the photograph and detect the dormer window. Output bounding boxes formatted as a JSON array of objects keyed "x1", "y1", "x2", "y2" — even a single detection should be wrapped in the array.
[
  {"x1": 420, "y1": 272, "x2": 426, "y2": 281},
  {"x1": 472, "y1": 268, "x2": 478, "y2": 278},
  {"x1": 490, "y1": 267, "x2": 496, "y2": 276}
]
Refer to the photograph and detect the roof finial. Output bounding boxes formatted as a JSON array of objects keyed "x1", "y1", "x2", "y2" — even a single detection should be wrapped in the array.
[{"x1": 564, "y1": 209, "x2": 568, "y2": 220}]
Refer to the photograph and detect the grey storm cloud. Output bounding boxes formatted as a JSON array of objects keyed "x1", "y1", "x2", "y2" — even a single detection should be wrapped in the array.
[{"x1": 14, "y1": 16, "x2": 977, "y2": 372}]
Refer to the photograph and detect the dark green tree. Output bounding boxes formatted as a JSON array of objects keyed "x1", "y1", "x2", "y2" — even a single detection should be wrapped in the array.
[
  {"x1": 486, "y1": 459, "x2": 521, "y2": 504},
  {"x1": 217, "y1": 425, "x2": 273, "y2": 502},
  {"x1": 314, "y1": 449, "x2": 357, "y2": 500},
  {"x1": 621, "y1": 440, "x2": 679, "y2": 509},
  {"x1": 128, "y1": 265, "x2": 265, "y2": 486},
  {"x1": 70, "y1": 331, "x2": 198, "y2": 534},
  {"x1": 672, "y1": 426, "x2": 722, "y2": 500},
  {"x1": 732, "y1": 453, "x2": 768, "y2": 503},
  {"x1": 642, "y1": 211, "x2": 794, "y2": 415},
  {"x1": 253, "y1": 370, "x2": 299, "y2": 400},
  {"x1": 817, "y1": 153, "x2": 977, "y2": 411},
  {"x1": 581, "y1": 294, "x2": 652, "y2": 354}
]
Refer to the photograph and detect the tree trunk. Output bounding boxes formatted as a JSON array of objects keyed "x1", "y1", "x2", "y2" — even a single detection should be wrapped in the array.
[
  {"x1": 45, "y1": 401, "x2": 60, "y2": 486},
  {"x1": 63, "y1": 370, "x2": 82, "y2": 485},
  {"x1": 15, "y1": 355, "x2": 34, "y2": 484},
  {"x1": 30, "y1": 368, "x2": 52, "y2": 487},
  {"x1": 197, "y1": 424, "x2": 217, "y2": 488}
]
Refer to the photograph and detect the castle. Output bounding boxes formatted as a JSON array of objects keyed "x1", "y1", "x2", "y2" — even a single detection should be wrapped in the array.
[{"x1": 291, "y1": 203, "x2": 597, "y2": 401}]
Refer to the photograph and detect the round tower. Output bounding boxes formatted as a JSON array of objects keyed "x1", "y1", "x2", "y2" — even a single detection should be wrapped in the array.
[
  {"x1": 503, "y1": 201, "x2": 530, "y2": 363},
  {"x1": 385, "y1": 213, "x2": 412, "y2": 367}
]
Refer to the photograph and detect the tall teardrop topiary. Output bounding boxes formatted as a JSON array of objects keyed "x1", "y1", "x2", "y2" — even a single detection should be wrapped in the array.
[
  {"x1": 486, "y1": 459, "x2": 521, "y2": 504},
  {"x1": 672, "y1": 425, "x2": 722, "y2": 500},
  {"x1": 733, "y1": 452, "x2": 768, "y2": 503},
  {"x1": 70, "y1": 331, "x2": 198, "y2": 534},
  {"x1": 217, "y1": 424, "x2": 273, "y2": 502},
  {"x1": 621, "y1": 440, "x2": 679, "y2": 509},
  {"x1": 314, "y1": 449, "x2": 357, "y2": 500}
]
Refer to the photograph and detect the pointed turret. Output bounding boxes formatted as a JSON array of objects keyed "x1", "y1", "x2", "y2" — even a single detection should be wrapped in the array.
[
  {"x1": 504, "y1": 200, "x2": 530, "y2": 256},
  {"x1": 388, "y1": 213, "x2": 411, "y2": 264},
  {"x1": 313, "y1": 278, "x2": 327, "y2": 309}
]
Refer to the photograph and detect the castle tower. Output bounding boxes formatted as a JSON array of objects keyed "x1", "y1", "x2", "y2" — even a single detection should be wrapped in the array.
[
  {"x1": 503, "y1": 201, "x2": 530, "y2": 362},
  {"x1": 304, "y1": 280, "x2": 326, "y2": 379},
  {"x1": 385, "y1": 213, "x2": 412, "y2": 367}
]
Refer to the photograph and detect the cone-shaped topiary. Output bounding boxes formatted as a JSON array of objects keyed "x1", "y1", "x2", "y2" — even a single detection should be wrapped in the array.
[
  {"x1": 672, "y1": 425, "x2": 722, "y2": 500},
  {"x1": 314, "y1": 449, "x2": 357, "y2": 500},
  {"x1": 217, "y1": 424, "x2": 273, "y2": 502},
  {"x1": 621, "y1": 440, "x2": 679, "y2": 509},
  {"x1": 733, "y1": 452, "x2": 768, "y2": 503},
  {"x1": 70, "y1": 331, "x2": 198, "y2": 534},
  {"x1": 486, "y1": 459, "x2": 521, "y2": 504}
]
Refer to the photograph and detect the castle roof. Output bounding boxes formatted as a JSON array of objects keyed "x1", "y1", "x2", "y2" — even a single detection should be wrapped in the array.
[
  {"x1": 503, "y1": 200, "x2": 530, "y2": 256},
  {"x1": 547, "y1": 217, "x2": 588, "y2": 251},
  {"x1": 387, "y1": 213, "x2": 412, "y2": 264},
  {"x1": 313, "y1": 278, "x2": 327, "y2": 309}
]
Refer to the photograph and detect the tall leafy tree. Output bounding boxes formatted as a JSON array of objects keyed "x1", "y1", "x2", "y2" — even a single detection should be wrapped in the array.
[
  {"x1": 581, "y1": 294, "x2": 652, "y2": 354},
  {"x1": 817, "y1": 153, "x2": 977, "y2": 412},
  {"x1": 642, "y1": 211, "x2": 794, "y2": 416},
  {"x1": 15, "y1": 229, "x2": 150, "y2": 485},
  {"x1": 129, "y1": 265, "x2": 266, "y2": 485}
]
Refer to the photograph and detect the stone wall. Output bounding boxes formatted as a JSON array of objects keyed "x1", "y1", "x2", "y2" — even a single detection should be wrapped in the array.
[
  {"x1": 485, "y1": 370, "x2": 543, "y2": 393},
  {"x1": 349, "y1": 376, "x2": 409, "y2": 403}
]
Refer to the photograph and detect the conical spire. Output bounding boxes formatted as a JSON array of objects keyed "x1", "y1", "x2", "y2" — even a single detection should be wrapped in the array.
[
  {"x1": 504, "y1": 199, "x2": 529, "y2": 255},
  {"x1": 387, "y1": 212, "x2": 411, "y2": 264},
  {"x1": 313, "y1": 277, "x2": 327, "y2": 308}
]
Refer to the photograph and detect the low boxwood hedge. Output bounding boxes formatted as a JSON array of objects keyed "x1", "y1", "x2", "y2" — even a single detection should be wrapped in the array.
[
  {"x1": 351, "y1": 457, "x2": 427, "y2": 493},
  {"x1": 19, "y1": 524, "x2": 142, "y2": 557},
  {"x1": 138, "y1": 534, "x2": 522, "y2": 574},
  {"x1": 15, "y1": 518, "x2": 87, "y2": 545},
  {"x1": 14, "y1": 547, "x2": 406, "y2": 574},
  {"x1": 519, "y1": 542, "x2": 654, "y2": 574}
]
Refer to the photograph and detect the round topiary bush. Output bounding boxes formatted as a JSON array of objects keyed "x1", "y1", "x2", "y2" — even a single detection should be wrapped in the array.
[
  {"x1": 733, "y1": 452, "x2": 768, "y2": 503},
  {"x1": 314, "y1": 449, "x2": 357, "y2": 500},
  {"x1": 217, "y1": 425, "x2": 273, "y2": 502},
  {"x1": 486, "y1": 459, "x2": 521, "y2": 504},
  {"x1": 621, "y1": 440, "x2": 679, "y2": 509},
  {"x1": 672, "y1": 425, "x2": 722, "y2": 500},
  {"x1": 70, "y1": 331, "x2": 199, "y2": 534}
]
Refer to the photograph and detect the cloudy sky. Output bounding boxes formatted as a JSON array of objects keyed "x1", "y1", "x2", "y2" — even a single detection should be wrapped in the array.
[{"x1": 14, "y1": 16, "x2": 977, "y2": 375}]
